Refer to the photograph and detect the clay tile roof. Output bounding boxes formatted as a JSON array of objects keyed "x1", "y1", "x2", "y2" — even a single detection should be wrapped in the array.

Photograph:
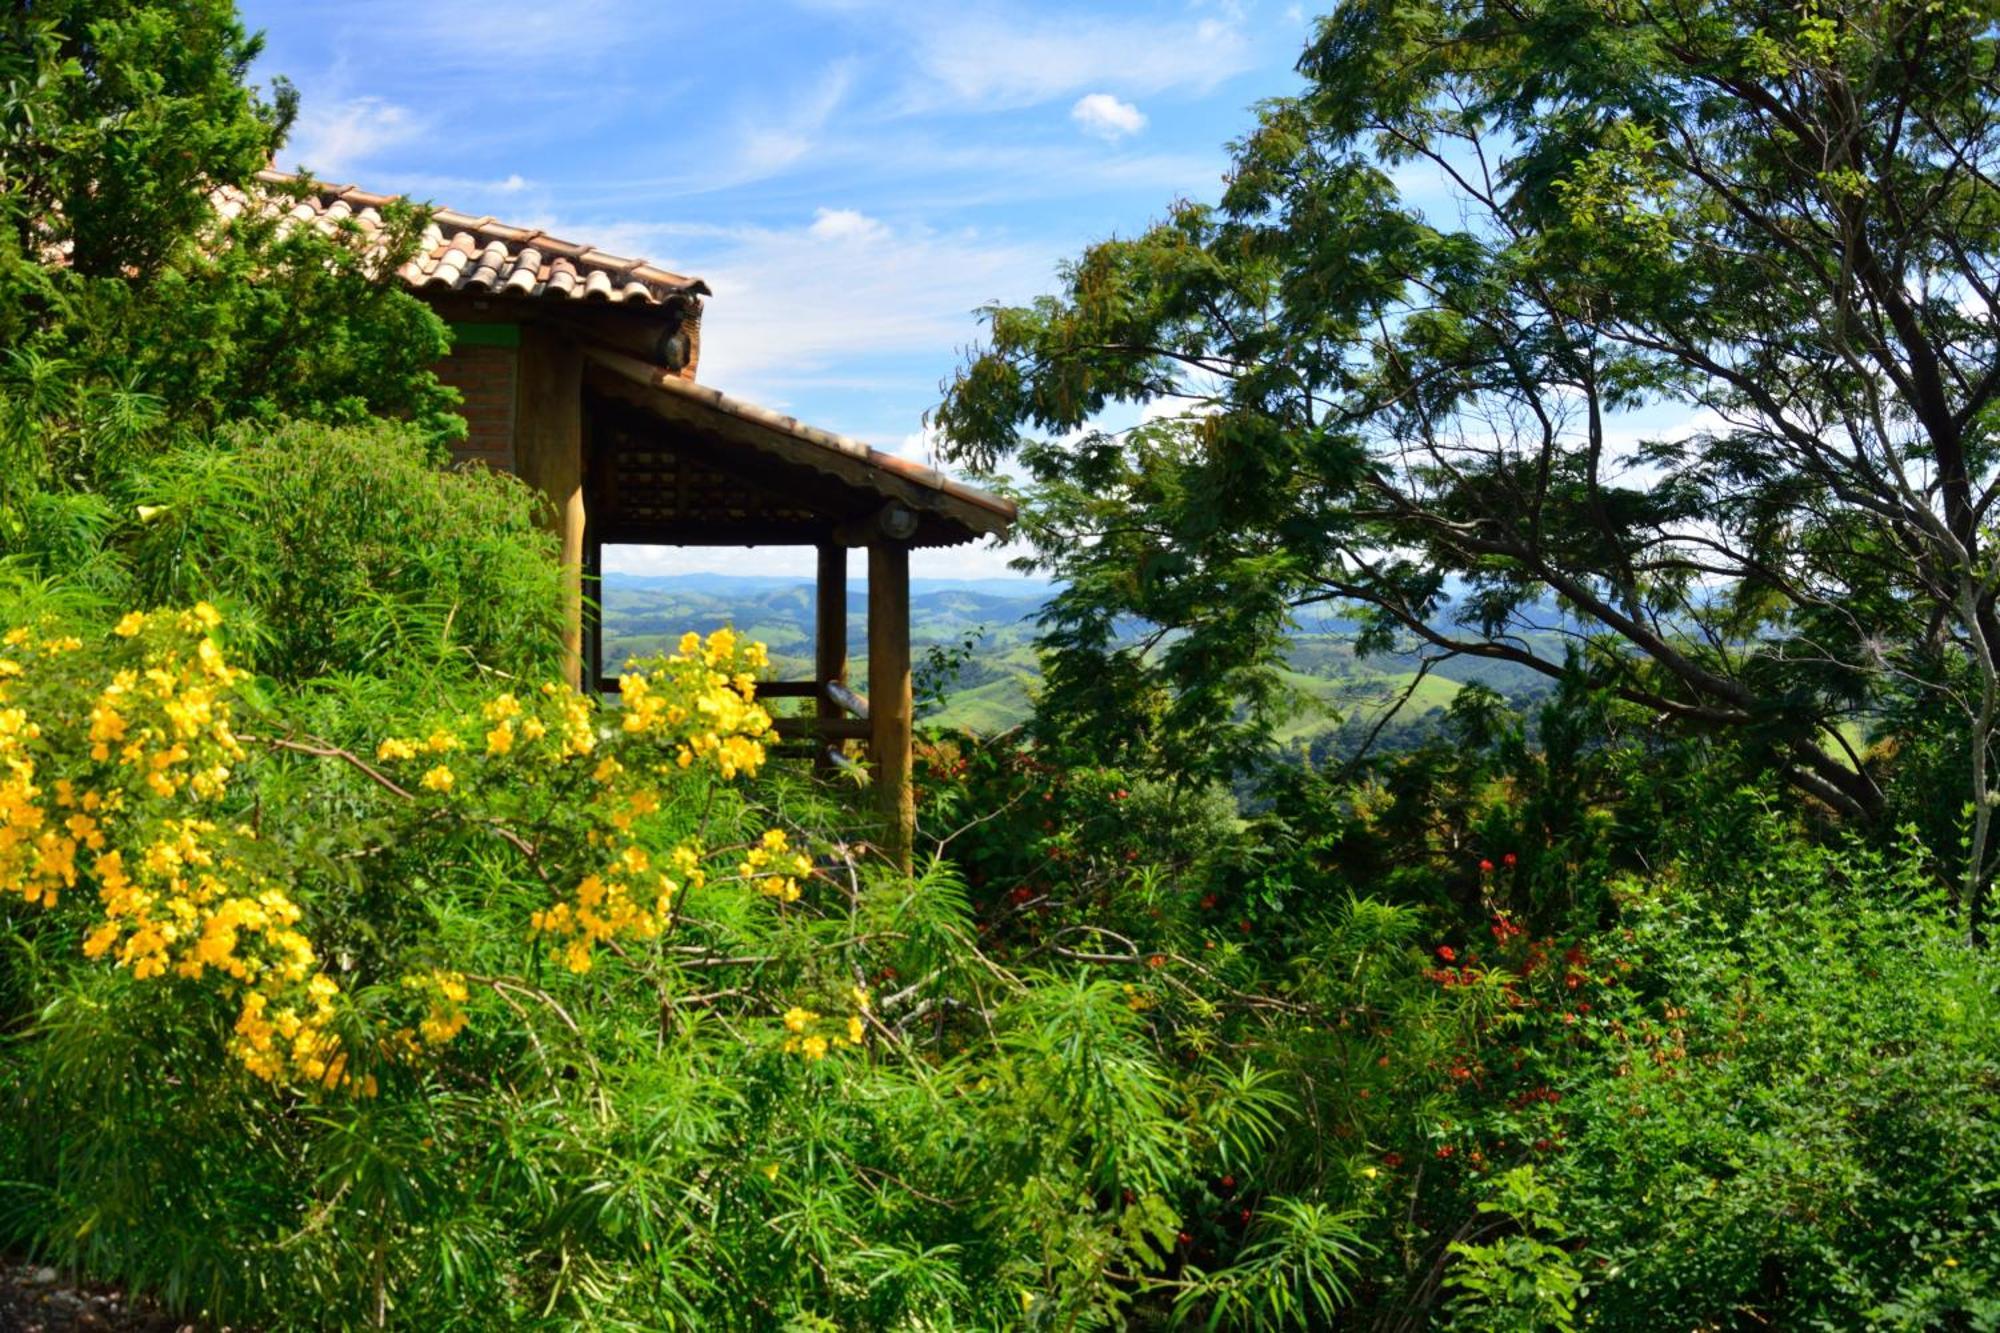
[{"x1": 211, "y1": 169, "x2": 711, "y2": 307}]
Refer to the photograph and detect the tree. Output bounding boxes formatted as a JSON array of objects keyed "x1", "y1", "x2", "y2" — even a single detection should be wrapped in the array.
[
  {"x1": 933, "y1": 0, "x2": 2000, "y2": 927},
  {"x1": 0, "y1": 0, "x2": 459, "y2": 518}
]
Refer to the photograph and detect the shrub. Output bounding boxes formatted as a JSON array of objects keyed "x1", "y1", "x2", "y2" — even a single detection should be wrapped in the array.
[
  {"x1": 116, "y1": 420, "x2": 566, "y2": 682},
  {"x1": 1538, "y1": 832, "x2": 2000, "y2": 1330}
]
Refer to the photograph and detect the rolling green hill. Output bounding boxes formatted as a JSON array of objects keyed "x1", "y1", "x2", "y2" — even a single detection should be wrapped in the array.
[{"x1": 600, "y1": 574, "x2": 1552, "y2": 754}]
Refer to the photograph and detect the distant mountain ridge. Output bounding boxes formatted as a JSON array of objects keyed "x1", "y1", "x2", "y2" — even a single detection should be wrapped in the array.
[
  {"x1": 603, "y1": 571, "x2": 1060, "y2": 599},
  {"x1": 598, "y1": 571, "x2": 1557, "y2": 754}
]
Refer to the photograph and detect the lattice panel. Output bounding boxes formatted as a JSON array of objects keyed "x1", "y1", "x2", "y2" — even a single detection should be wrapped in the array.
[{"x1": 593, "y1": 416, "x2": 853, "y2": 535}]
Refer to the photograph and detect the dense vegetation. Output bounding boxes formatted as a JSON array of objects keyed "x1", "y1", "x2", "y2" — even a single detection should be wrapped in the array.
[{"x1": 2, "y1": 1, "x2": 1997, "y2": 1329}]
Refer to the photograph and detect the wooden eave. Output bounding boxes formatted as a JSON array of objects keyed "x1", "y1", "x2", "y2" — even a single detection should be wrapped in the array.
[{"x1": 581, "y1": 345, "x2": 1015, "y2": 548}]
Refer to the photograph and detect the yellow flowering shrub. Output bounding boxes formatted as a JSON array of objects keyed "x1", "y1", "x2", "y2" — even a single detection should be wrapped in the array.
[
  {"x1": 3, "y1": 612, "x2": 826, "y2": 1099},
  {"x1": 778, "y1": 984, "x2": 871, "y2": 1062},
  {"x1": 0, "y1": 608, "x2": 353, "y2": 1089},
  {"x1": 366, "y1": 629, "x2": 809, "y2": 977}
]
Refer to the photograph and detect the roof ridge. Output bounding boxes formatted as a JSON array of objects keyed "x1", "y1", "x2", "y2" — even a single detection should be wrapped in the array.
[{"x1": 251, "y1": 169, "x2": 711, "y2": 301}]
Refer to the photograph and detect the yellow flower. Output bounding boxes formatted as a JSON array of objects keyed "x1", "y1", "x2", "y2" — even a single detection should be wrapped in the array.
[
  {"x1": 760, "y1": 1162, "x2": 781, "y2": 1182},
  {"x1": 801, "y1": 1034, "x2": 829, "y2": 1061},
  {"x1": 846, "y1": 1014, "x2": 865, "y2": 1045},
  {"x1": 376, "y1": 737, "x2": 418, "y2": 762},
  {"x1": 485, "y1": 721, "x2": 515, "y2": 756},
  {"x1": 783, "y1": 1006, "x2": 816, "y2": 1034},
  {"x1": 420, "y1": 765, "x2": 455, "y2": 793},
  {"x1": 114, "y1": 612, "x2": 147, "y2": 638}
]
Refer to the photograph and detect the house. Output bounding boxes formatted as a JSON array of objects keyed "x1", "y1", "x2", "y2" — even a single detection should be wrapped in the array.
[{"x1": 216, "y1": 171, "x2": 1016, "y2": 867}]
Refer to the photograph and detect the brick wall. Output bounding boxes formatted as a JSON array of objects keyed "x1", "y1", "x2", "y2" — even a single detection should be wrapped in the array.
[{"x1": 436, "y1": 344, "x2": 519, "y2": 470}]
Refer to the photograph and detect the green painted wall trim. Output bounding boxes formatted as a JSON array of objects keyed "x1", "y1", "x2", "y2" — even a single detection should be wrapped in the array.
[{"x1": 448, "y1": 322, "x2": 522, "y2": 349}]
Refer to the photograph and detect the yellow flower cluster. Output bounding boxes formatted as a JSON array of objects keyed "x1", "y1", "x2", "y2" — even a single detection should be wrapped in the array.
[
  {"x1": 373, "y1": 686, "x2": 590, "y2": 794},
  {"x1": 740, "y1": 828, "x2": 813, "y2": 903},
  {"x1": 96, "y1": 606, "x2": 246, "y2": 800},
  {"x1": 529, "y1": 839, "x2": 692, "y2": 975},
  {"x1": 366, "y1": 629, "x2": 805, "y2": 977},
  {"x1": 401, "y1": 968, "x2": 471, "y2": 1047},
  {"x1": 618, "y1": 628, "x2": 772, "y2": 779},
  {"x1": 779, "y1": 986, "x2": 870, "y2": 1061},
  {"x1": 1, "y1": 609, "x2": 353, "y2": 1090}
]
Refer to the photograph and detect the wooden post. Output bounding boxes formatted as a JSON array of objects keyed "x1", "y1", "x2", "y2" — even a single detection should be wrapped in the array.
[
  {"x1": 868, "y1": 540, "x2": 914, "y2": 871},
  {"x1": 514, "y1": 324, "x2": 586, "y2": 688},
  {"x1": 812, "y1": 540, "x2": 844, "y2": 768}
]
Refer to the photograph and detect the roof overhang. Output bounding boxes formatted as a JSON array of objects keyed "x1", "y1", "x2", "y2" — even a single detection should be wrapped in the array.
[{"x1": 582, "y1": 346, "x2": 1015, "y2": 548}]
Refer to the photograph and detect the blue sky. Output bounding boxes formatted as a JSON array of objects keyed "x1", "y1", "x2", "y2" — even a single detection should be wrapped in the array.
[{"x1": 238, "y1": 0, "x2": 1317, "y2": 580}]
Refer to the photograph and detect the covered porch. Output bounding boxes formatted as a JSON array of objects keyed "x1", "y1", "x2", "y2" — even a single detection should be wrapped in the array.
[
  {"x1": 230, "y1": 171, "x2": 1017, "y2": 867},
  {"x1": 536, "y1": 339, "x2": 1014, "y2": 869}
]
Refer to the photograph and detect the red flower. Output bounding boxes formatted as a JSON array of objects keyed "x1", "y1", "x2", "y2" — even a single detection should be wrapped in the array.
[
  {"x1": 1382, "y1": 1152, "x2": 1403, "y2": 1169},
  {"x1": 1436, "y1": 1145, "x2": 1455, "y2": 1159},
  {"x1": 1479, "y1": 858, "x2": 1495, "y2": 873},
  {"x1": 1220, "y1": 1175, "x2": 1236, "y2": 1190},
  {"x1": 1177, "y1": 1231, "x2": 1193, "y2": 1246},
  {"x1": 1198, "y1": 893, "x2": 1218, "y2": 910},
  {"x1": 1436, "y1": 945, "x2": 1457, "y2": 962},
  {"x1": 1502, "y1": 852, "x2": 1518, "y2": 867}
]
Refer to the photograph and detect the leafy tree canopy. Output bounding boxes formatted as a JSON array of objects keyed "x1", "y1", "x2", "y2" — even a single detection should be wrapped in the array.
[
  {"x1": 0, "y1": 0, "x2": 460, "y2": 515},
  {"x1": 935, "y1": 0, "x2": 2000, "y2": 919}
]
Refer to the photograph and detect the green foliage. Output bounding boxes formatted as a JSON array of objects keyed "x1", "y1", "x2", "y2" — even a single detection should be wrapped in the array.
[
  {"x1": 1541, "y1": 830, "x2": 2000, "y2": 1330},
  {"x1": 0, "y1": 0, "x2": 460, "y2": 515},
  {"x1": 931, "y1": 0, "x2": 2000, "y2": 910},
  {"x1": 121, "y1": 420, "x2": 566, "y2": 681},
  {"x1": 1442, "y1": 1168, "x2": 1582, "y2": 1333}
]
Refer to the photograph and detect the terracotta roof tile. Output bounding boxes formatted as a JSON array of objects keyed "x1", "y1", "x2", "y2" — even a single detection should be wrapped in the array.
[{"x1": 211, "y1": 170, "x2": 710, "y2": 306}]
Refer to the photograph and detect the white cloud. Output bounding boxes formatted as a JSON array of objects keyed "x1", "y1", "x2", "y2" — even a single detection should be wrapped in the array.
[
  {"x1": 908, "y1": 10, "x2": 1251, "y2": 111},
  {"x1": 689, "y1": 218, "x2": 1053, "y2": 391},
  {"x1": 730, "y1": 62, "x2": 855, "y2": 186},
  {"x1": 282, "y1": 96, "x2": 419, "y2": 177},
  {"x1": 1071, "y1": 93, "x2": 1147, "y2": 141},
  {"x1": 809, "y1": 207, "x2": 888, "y2": 242},
  {"x1": 397, "y1": 0, "x2": 644, "y2": 70}
]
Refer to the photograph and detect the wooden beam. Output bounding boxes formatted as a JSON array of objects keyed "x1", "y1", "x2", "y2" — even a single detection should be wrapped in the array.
[
  {"x1": 869, "y1": 541, "x2": 914, "y2": 871},
  {"x1": 515, "y1": 324, "x2": 586, "y2": 687},
  {"x1": 753, "y1": 680, "x2": 823, "y2": 699},
  {"x1": 773, "y1": 716, "x2": 871, "y2": 741},
  {"x1": 580, "y1": 350, "x2": 1013, "y2": 539},
  {"x1": 816, "y1": 544, "x2": 848, "y2": 775},
  {"x1": 824, "y1": 680, "x2": 868, "y2": 719},
  {"x1": 832, "y1": 502, "x2": 921, "y2": 549},
  {"x1": 594, "y1": 520, "x2": 844, "y2": 547}
]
